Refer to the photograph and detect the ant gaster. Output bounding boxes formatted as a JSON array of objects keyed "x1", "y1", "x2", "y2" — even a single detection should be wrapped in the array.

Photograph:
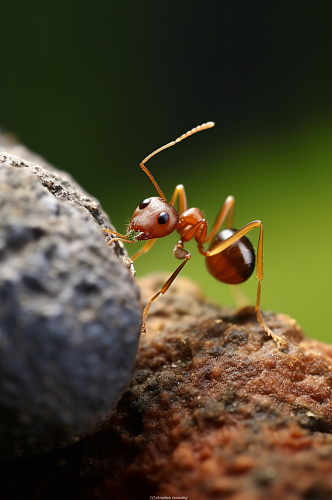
[{"x1": 104, "y1": 122, "x2": 286, "y2": 346}]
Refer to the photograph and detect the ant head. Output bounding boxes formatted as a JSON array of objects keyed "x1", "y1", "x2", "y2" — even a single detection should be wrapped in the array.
[
  {"x1": 127, "y1": 122, "x2": 214, "y2": 242},
  {"x1": 127, "y1": 197, "x2": 179, "y2": 240}
]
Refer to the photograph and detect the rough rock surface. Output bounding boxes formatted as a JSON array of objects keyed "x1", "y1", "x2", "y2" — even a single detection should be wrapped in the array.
[
  {"x1": 0, "y1": 139, "x2": 131, "y2": 266},
  {"x1": 1, "y1": 274, "x2": 332, "y2": 498},
  {"x1": 0, "y1": 146, "x2": 141, "y2": 459},
  {"x1": 79, "y1": 274, "x2": 332, "y2": 500}
]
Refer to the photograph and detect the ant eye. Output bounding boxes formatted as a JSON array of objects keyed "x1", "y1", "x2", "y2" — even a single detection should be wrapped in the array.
[
  {"x1": 158, "y1": 212, "x2": 169, "y2": 225},
  {"x1": 139, "y1": 198, "x2": 151, "y2": 210}
]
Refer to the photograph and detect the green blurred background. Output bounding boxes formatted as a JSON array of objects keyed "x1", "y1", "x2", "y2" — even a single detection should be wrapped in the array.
[{"x1": 1, "y1": 2, "x2": 332, "y2": 341}]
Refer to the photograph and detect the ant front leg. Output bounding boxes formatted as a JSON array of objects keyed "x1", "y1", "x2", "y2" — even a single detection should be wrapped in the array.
[
  {"x1": 206, "y1": 220, "x2": 287, "y2": 347},
  {"x1": 131, "y1": 239, "x2": 157, "y2": 261},
  {"x1": 103, "y1": 228, "x2": 157, "y2": 261},
  {"x1": 102, "y1": 228, "x2": 137, "y2": 245},
  {"x1": 141, "y1": 243, "x2": 191, "y2": 334}
]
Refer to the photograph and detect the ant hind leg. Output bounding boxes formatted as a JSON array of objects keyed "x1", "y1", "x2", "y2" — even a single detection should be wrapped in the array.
[{"x1": 206, "y1": 220, "x2": 287, "y2": 347}]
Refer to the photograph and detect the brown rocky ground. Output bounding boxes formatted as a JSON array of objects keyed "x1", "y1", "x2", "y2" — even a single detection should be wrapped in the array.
[
  {"x1": 2, "y1": 274, "x2": 332, "y2": 500},
  {"x1": 81, "y1": 274, "x2": 332, "y2": 500}
]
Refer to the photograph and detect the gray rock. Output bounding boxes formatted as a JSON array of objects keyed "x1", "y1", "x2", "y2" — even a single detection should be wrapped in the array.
[{"x1": 0, "y1": 149, "x2": 141, "y2": 459}]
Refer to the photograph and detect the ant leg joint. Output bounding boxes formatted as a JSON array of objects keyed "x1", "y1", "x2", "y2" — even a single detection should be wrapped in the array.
[{"x1": 173, "y1": 244, "x2": 191, "y2": 260}]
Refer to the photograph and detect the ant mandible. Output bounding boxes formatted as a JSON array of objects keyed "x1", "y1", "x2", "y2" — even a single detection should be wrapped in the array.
[{"x1": 104, "y1": 122, "x2": 286, "y2": 346}]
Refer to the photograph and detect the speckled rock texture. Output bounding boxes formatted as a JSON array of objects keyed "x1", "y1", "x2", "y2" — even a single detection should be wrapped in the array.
[
  {"x1": 1, "y1": 274, "x2": 332, "y2": 499},
  {"x1": 78, "y1": 275, "x2": 332, "y2": 500},
  {"x1": 0, "y1": 144, "x2": 141, "y2": 459},
  {"x1": 2, "y1": 279, "x2": 332, "y2": 498},
  {"x1": 0, "y1": 136, "x2": 132, "y2": 266}
]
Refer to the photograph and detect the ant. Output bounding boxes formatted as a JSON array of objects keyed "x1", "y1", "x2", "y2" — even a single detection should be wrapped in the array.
[{"x1": 104, "y1": 122, "x2": 286, "y2": 346}]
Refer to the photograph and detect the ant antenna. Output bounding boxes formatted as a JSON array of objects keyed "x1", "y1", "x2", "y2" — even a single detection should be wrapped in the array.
[{"x1": 140, "y1": 121, "x2": 215, "y2": 201}]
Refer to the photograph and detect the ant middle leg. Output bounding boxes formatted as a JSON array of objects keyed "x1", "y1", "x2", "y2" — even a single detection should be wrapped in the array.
[
  {"x1": 141, "y1": 216, "x2": 208, "y2": 334},
  {"x1": 141, "y1": 246, "x2": 191, "y2": 334}
]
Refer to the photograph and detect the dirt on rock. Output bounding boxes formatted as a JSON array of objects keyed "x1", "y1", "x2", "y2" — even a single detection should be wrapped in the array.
[{"x1": 79, "y1": 274, "x2": 332, "y2": 500}]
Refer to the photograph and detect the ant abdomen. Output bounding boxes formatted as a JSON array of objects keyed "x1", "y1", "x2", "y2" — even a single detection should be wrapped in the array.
[{"x1": 206, "y1": 228, "x2": 255, "y2": 284}]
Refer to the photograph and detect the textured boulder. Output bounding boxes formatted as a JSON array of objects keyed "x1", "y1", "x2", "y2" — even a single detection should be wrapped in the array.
[
  {"x1": 79, "y1": 274, "x2": 332, "y2": 500},
  {"x1": 0, "y1": 147, "x2": 141, "y2": 459}
]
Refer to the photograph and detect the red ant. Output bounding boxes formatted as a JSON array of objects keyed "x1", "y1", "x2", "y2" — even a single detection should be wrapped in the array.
[{"x1": 104, "y1": 122, "x2": 286, "y2": 346}]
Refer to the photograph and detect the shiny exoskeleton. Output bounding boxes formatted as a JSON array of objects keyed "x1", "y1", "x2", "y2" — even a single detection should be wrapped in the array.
[
  {"x1": 206, "y1": 228, "x2": 255, "y2": 285},
  {"x1": 104, "y1": 122, "x2": 286, "y2": 346}
]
